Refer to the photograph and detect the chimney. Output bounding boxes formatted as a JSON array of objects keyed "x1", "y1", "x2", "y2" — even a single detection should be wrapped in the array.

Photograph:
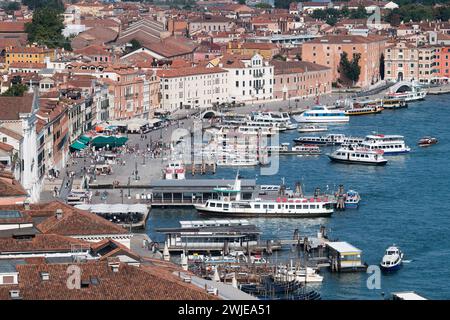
[
  {"x1": 23, "y1": 198, "x2": 31, "y2": 211},
  {"x1": 107, "y1": 258, "x2": 120, "y2": 272},
  {"x1": 9, "y1": 290, "x2": 21, "y2": 300},
  {"x1": 55, "y1": 209, "x2": 63, "y2": 220},
  {"x1": 40, "y1": 272, "x2": 50, "y2": 281}
]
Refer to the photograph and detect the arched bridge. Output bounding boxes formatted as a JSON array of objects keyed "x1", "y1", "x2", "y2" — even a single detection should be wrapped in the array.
[{"x1": 389, "y1": 81, "x2": 415, "y2": 93}]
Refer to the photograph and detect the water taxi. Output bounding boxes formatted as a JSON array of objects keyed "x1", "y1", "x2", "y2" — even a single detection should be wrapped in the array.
[
  {"x1": 294, "y1": 133, "x2": 363, "y2": 146},
  {"x1": 194, "y1": 177, "x2": 334, "y2": 218},
  {"x1": 328, "y1": 146, "x2": 387, "y2": 166},
  {"x1": 418, "y1": 136, "x2": 438, "y2": 147},
  {"x1": 382, "y1": 98, "x2": 408, "y2": 109},
  {"x1": 293, "y1": 105, "x2": 349, "y2": 123},
  {"x1": 345, "y1": 190, "x2": 361, "y2": 209},
  {"x1": 297, "y1": 125, "x2": 328, "y2": 133},
  {"x1": 380, "y1": 245, "x2": 403, "y2": 272},
  {"x1": 360, "y1": 134, "x2": 411, "y2": 155}
]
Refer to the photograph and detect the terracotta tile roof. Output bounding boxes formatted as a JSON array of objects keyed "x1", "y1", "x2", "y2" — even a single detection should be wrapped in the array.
[
  {"x1": 6, "y1": 46, "x2": 51, "y2": 54},
  {"x1": 0, "y1": 141, "x2": 13, "y2": 152},
  {"x1": 0, "y1": 127, "x2": 23, "y2": 141},
  {"x1": 157, "y1": 66, "x2": 226, "y2": 78},
  {"x1": 0, "y1": 93, "x2": 34, "y2": 121},
  {"x1": 0, "y1": 234, "x2": 89, "y2": 254},
  {"x1": 0, "y1": 260, "x2": 218, "y2": 300},
  {"x1": 33, "y1": 201, "x2": 129, "y2": 236},
  {"x1": 272, "y1": 60, "x2": 331, "y2": 75},
  {"x1": 0, "y1": 21, "x2": 26, "y2": 33},
  {"x1": 73, "y1": 45, "x2": 110, "y2": 56},
  {"x1": 307, "y1": 34, "x2": 386, "y2": 44},
  {"x1": 9, "y1": 62, "x2": 46, "y2": 69}
]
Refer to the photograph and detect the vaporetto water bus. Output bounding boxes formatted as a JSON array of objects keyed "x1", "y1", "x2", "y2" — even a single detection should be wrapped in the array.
[
  {"x1": 294, "y1": 133, "x2": 363, "y2": 146},
  {"x1": 251, "y1": 111, "x2": 298, "y2": 130},
  {"x1": 359, "y1": 134, "x2": 411, "y2": 155},
  {"x1": 292, "y1": 105, "x2": 349, "y2": 123},
  {"x1": 194, "y1": 177, "x2": 334, "y2": 218}
]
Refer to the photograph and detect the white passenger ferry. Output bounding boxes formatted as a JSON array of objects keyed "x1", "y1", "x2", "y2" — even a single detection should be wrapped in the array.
[
  {"x1": 387, "y1": 88, "x2": 427, "y2": 102},
  {"x1": 293, "y1": 105, "x2": 349, "y2": 123},
  {"x1": 359, "y1": 134, "x2": 411, "y2": 155},
  {"x1": 294, "y1": 133, "x2": 363, "y2": 146},
  {"x1": 266, "y1": 143, "x2": 321, "y2": 156},
  {"x1": 328, "y1": 146, "x2": 387, "y2": 166},
  {"x1": 251, "y1": 111, "x2": 297, "y2": 130},
  {"x1": 194, "y1": 177, "x2": 334, "y2": 218},
  {"x1": 298, "y1": 125, "x2": 328, "y2": 133}
]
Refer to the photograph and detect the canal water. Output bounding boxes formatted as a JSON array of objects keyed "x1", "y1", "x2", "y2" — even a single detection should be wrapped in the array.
[{"x1": 147, "y1": 94, "x2": 450, "y2": 300}]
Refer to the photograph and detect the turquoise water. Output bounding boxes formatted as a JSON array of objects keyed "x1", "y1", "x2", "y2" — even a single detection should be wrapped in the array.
[{"x1": 147, "y1": 95, "x2": 450, "y2": 299}]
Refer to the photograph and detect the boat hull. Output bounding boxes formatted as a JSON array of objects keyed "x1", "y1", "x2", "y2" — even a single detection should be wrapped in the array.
[
  {"x1": 380, "y1": 262, "x2": 402, "y2": 272},
  {"x1": 328, "y1": 156, "x2": 387, "y2": 166},
  {"x1": 195, "y1": 208, "x2": 333, "y2": 218},
  {"x1": 344, "y1": 202, "x2": 360, "y2": 209}
]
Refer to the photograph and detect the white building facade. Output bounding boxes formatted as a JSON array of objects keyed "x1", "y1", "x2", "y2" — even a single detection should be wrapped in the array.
[{"x1": 221, "y1": 53, "x2": 274, "y2": 102}]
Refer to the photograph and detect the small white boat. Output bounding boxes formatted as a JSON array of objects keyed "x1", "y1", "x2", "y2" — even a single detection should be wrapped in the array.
[
  {"x1": 380, "y1": 245, "x2": 403, "y2": 272},
  {"x1": 266, "y1": 143, "x2": 321, "y2": 155},
  {"x1": 328, "y1": 146, "x2": 388, "y2": 166},
  {"x1": 274, "y1": 265, "x2": 324, "y2": 283},
  {"x1": 345, "y1": 190, "x2": 361, "y2": 209},
  {"x1": 298, "y1": 125, "x2": 328, "y2": 133}
]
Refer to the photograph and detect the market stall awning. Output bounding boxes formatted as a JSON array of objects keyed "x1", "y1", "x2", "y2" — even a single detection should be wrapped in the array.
[
  {"x1": 78, "y1": 135, "x2": 91, "y2": 144},
  {"x1": 69, "y1": 140, "x2": 87, "y2": 151},
  {"x1": 90, "y1": 135, "x2": 128, "y2": 148}
]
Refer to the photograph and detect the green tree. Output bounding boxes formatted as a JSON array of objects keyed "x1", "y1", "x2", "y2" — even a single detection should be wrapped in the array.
[
  {"x1": 130, "y1": 39, "x2": 142, "y2": 51},
  {"x1": 2, "y1": 2, "x2": 21, "y2": 13},
  {"x1": 1, "y1": 84, "x2": 29, "y2": 97},
  {"x1": 255, "y1": 3, "x2": 272, "y2": 8},
  {"x1": 273, "y1": 54, "x2": 286, "y2": 61},
  {"x1": 274, "y1": 0, "x2": 290, "y2": 9},
  {"x1": 238, "y1": 0, "x2": 246, "y2": 4},
  {"x1": 338, "y1": 52, "x2": 361, "y2": 86},
  {"x1": 349, "y1": 5, "x2": 368, "y2": 19},
  {"x1": 25, "y1": 7, "x2": 70, "y2": 49},
  {"x1": 22, "y1": 0, "x2": 64, "y2": 11},
  {"x1": 380, "y1": 53, "x2": 385, "y2": 81}
]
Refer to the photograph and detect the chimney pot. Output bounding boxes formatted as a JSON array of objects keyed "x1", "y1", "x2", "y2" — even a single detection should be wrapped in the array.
[{"x1": 56, "y1": 209, "x2": 63, "y2": 219}]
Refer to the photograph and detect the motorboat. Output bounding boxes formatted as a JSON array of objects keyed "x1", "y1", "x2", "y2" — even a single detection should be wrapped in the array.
[
  {"x1": 360, "y1": 134, "x2": 411, "y2": 155},
  {"x1": 418, "y1": 136, "x2": 438, "y2": 147},
  {"x1": 297, "y1": 125, "x2": 328, "y2": 133},
  {"x1": 345, "y1": 190, "x2": 361, "y2": 209},
  {"x1": 328, "y1": 146, "x2": 388, "y2": 166},
  {"x1": 292, "y1": 105, "x2": 349, "y2": 123},
  {"x1": 380, "y1": 245, "x2": 404, "y2": 272}
]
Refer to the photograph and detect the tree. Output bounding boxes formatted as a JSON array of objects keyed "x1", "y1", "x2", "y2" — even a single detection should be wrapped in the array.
[
  {"x1": 255, "y1": 3, "x2": 272, "y2": 8},
  {"x1": 238, "y1": 0, "x2": 246, "y2": 4},
  {"x1": 274, "y1": 0, "x2": 290, "y2": 9},
  {"x1": 130, "y1": 39, "x2": 142, "y2": 51},
  {"x1": 22, "y1": 0, "x2": 64, "y2": 11},
  {"x1": 349, "y1": 5, "x2": 368, "y2": 19},
  {"x1": 25, "y1": 7, "x2": 71, "y2": 49},
  {"x1": 380, "y1": 53, "x2": 385, "y2": 81},
  {"x1": 1, "y1": 84, "x2": 29, "y2": 97},
  {"x1": 273, "y1": 54, "x2": 286, "y2": 61},
  {"x1": 338, "y1": 52, "x2": 361, "y2": 86},
  {"x1": 2, "y1": 2, "x2": 21, "y2": 13}
]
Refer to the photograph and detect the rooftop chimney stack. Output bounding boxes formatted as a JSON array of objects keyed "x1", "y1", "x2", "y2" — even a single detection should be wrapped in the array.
[
  {"x1": 55, "y1": 209, "x2": 63, "y2": 220},
  {"x1": 23, "y1": 198, "x2": 31, "y2": 210}
]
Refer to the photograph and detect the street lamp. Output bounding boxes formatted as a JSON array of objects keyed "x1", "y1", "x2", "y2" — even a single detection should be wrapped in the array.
[{"x1": 128, "y1": 176, "x2": 131, "y2": 198}]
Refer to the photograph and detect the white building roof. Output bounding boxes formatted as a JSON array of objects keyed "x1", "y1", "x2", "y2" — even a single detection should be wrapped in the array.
[
  {"x1": 327, "y1": 241, "x2": 361, "y2": 253},
  {"x1": 392, "y1": 292, "x2": 427, "y2": 300}
]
